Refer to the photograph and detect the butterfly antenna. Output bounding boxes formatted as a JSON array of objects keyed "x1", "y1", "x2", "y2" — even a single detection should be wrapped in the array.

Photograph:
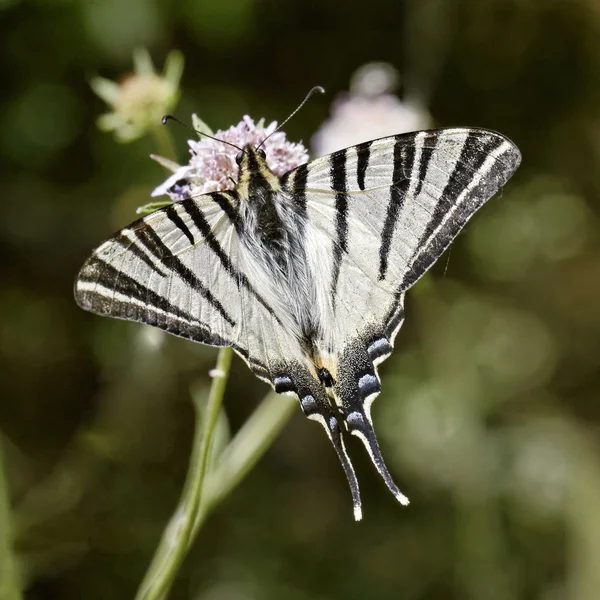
[
  {"x1": 161, "y1": 114, "x2": 244, "y2": 153},
  {"x1": 257, "y1": 85, "x2": 325, "y2": 149}
]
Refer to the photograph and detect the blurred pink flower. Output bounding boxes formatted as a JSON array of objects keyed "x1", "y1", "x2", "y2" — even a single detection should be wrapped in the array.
[
  {"x1": 151, "y1": 116, "x2": 309, "y2": 201},
  {"x1": 312, "y1": 62, "x2": 430, "y2": 156}
]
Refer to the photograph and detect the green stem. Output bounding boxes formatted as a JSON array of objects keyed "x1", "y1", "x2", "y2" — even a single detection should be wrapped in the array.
[
  {"x1": 135, "y1": 116, "x2": 297, "y2": 599},
  {"x1": 0, "y1": 437, "x2": 24, "y2": 600},
  {"x1": 135, "y1": 347, "x2": 232, "y2": 600},
  {"x1": 191, "y1": 391, "x2": 296, "y2": 536},
  {"x1": 151, "y1": 125, "x2": 178, "y2": 162}
]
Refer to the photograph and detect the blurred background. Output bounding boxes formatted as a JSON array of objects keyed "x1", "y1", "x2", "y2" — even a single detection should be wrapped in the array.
[{"x1": 2, "y1": 0, "x2": 600, "y2": 598}]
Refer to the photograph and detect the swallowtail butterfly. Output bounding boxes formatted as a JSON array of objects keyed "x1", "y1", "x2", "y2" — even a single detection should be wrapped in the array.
[{"x1": 75, "y1": 115, "x2": 521, "y2": 520}]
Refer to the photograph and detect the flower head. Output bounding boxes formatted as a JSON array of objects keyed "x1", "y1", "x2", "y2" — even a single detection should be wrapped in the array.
[
  {"x1": 91, "y1": 48, "x2": 184, "y2": 143},
  {"x1": 312, "y1": 62, "x2": 430, "y2": 156},
  {"x1": 151, "y1": 115, "x2": 309, "y2": 201}
]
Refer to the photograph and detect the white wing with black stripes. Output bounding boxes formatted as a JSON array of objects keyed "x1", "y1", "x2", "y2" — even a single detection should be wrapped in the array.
[
  {"x1": 75, "y1": 182, "x2": 367, "y2": 516},
  {"x1": 75, "y1": 126, "x2": 521, "y2": 521},
  {"x1": 279, "y1": 128, "x2": 521, "y2": 516},
  {"x1": 78, "y1": 194, "x2": 241, "y2": 347},
  {"x1": 75, "y1": 191, "x2": 299, "y2": 372}
]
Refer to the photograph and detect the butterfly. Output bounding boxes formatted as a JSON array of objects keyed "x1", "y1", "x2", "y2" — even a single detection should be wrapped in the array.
[{"x1": 75, "y1": 123, "x2": 521, "y2": 520}]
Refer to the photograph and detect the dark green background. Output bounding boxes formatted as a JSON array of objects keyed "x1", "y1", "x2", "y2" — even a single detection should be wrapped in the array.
[{"x1": 2, "y1": 0, "x2": 600, "y2": 598}]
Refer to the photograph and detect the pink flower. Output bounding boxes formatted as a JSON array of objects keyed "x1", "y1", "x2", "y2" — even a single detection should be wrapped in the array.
[
  {"x1": 151, "y1": 116, "x2": 309, "y2": 201},
  {"x1": 312, "y1": 62, "x2": 430, "y2": 156}
]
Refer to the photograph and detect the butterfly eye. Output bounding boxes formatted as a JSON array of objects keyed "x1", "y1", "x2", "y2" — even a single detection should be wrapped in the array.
[
  {"x1": 257, "y1": 148, "x2": 267, "y2": 160},
  {"x1": 235, "y1": 151, "x2": 244, "y2": 165}
]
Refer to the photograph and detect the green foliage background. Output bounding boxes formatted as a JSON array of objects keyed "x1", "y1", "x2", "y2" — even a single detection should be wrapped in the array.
[{"x1": 2, "y1": 0, "x2": 600, "y2": 598}]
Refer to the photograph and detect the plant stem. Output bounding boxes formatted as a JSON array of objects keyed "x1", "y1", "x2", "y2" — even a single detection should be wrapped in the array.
[
  {"x1": 135, "y1": 117, "x2": 296, "y2": 600},
  {"x1": 191, "y1": 391, "x2": 296, "y2": 536},
  {"x1": 151, "y1": 125, "x2": 178, "y2": 162},
  {"x1": 0, "y1": 437, "x2": 24, "y2": 600},
  {"x1": 135, "y1": 347, "x2": 232, "y2": 600}
]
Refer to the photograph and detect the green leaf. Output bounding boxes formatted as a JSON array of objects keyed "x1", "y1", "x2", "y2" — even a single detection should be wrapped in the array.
[
  {"x1": 136, "y1": 200, "x2": 174, "y2": 215},
  {"x1": 191, "y1": 114, "x2": 213, "y2": 137}
]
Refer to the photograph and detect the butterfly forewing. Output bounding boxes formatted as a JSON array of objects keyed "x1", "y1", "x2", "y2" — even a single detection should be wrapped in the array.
[
  {"x1": 288, "y1": 128, "x2": 520, "y2": 343},
  {"x1": 75, "y1": 190, "x2": 318, "y2": 379},
  {"x1": 75, "y1": 194, "x2": 244, "y2": 346},
  {"x1": 294, "y1": 128, "x2": 520, "y2": 295}
]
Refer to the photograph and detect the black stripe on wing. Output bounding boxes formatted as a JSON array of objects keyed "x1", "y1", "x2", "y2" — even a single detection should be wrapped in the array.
[
  {"x1": 414, "y1": 135, "x2": 436, "y2": 198},
  {"x1": 286, "y1": 163, "x2": 308, "y2": 213},
  {"x1": 356, "y1": 141, "x2": 372, "y2": 191},
  {"x1": 174, "y1": 201, "x2": 277, "y2": 318},
  {"x1": 176, "y1": 201, "x2": 235, "y2": 270},
  {"x1": 416, "y1": 133, "x2": 495, "y2": 248},
  {"x1": 400, "y1": 131, "x2": 521, "y2": 291},
  {"x1": 75, "y1": 257, "x2": 229, "y2": 345},
  {"x1": 133, "y1": 224, "x2": 236, "y2": 327},
  {"x1": 113, "y1": 233, "x2": 167, "y2": 277},
  {"x1": 378, "y1": 135, "x2": 419, "y2": 281},
  {"x1": 210, "y1": 192, "x2": 242, "y2": 235},
  {"x1": 165, "y1": 207, "x2": 195, "y2": 246},
  {"x1": 330, "y1": 148, "x2": 348, "y2": 303}
]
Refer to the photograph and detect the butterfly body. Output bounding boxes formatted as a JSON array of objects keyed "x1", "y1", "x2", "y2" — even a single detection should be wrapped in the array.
[{"x1": 76, "y1": 128, "x2": 521, "y2": 520}]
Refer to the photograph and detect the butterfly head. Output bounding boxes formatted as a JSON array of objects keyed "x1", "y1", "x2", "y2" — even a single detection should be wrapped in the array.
[{"x1": 235, "y1": 145, "x2": 281, "y2": 199}]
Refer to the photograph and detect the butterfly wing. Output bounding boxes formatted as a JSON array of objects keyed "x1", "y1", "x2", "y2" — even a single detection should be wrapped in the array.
[
  {"x1": 282, "y1": 128, "x2": 521, "y2": 503},
  {"x1": 75, "y1": 190, "x2": 364, "y2": 515},
  {"x1": 75, "y1": 128, "x2": 521, "y2": 520},
  {"x1": 76, "y1": 193, "x2": 244, "y2": 346},
  {"x1": 76, "y1": 191, "x2": 299, "y2": 377}
]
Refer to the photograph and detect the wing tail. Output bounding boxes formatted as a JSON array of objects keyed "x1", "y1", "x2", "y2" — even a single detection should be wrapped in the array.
[
  {"x1": 346, "y1": 403, "x2": 409, "y2": 507},
  {"x1": 335, "y1": 335, "x2": 410, "y2": 508},
  {"x1": 300, "y1": 391, "x2": 363, "y2": 521},
  {"x1": 268, "y1": 361, "x2": 363, "y2": 521}
]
